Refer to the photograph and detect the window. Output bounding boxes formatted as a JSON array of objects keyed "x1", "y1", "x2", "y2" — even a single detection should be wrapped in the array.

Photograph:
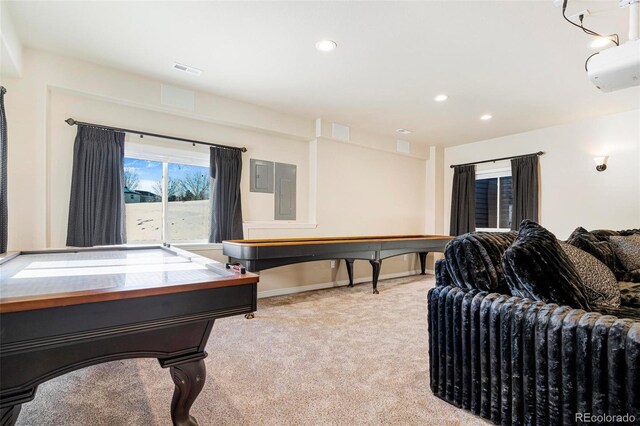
[
  {"x1": 124, "y1": 157, "x2": 210, "y2": 244},
  {"x1": 166, "y1": 162, "x2": 210, "y2": 242},
  {"x1": 475, "y1": 169, "x2": 512, "y2": 231},
  {"x1": 124, "y1": 158, "x2": 163, "y2": 244}
]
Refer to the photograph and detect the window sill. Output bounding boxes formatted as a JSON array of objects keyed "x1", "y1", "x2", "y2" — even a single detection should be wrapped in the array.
[
  {"x1": 243, "y1": 221, "x2": 318, "y2": 230},
  {"x1": 169, "y1": 223, "x2": 318, "y2": 251},
  {"x1": 476, "y1": 228, "x2": 512, "y2": 233},
  {"x1": 172, "y1": 242, "x2": 223, "y2": 251}
]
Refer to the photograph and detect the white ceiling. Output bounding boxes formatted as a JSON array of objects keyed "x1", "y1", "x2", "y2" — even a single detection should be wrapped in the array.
[{"x1": 7, "y1": 1, "x2": 640, "y2": 147}]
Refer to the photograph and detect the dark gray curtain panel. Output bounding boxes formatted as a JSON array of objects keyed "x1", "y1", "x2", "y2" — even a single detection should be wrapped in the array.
[
  {"x1": 209, "y1": 146, "x2": 244, "y2": 243},
  {"x1": 511, "y1": 154, "x2": 539, "y2": 230},
  {"x1": 66, "y1": 125, "x2": 126, "y2": 247},
  {"x1": 449, "y1": 165, "x2": 476, "y2": 236},
  {"x1": 0, "y1": 87, "x2": 7, "y2": 253}
]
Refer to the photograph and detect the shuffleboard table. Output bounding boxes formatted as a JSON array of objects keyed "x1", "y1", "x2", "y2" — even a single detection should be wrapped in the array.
[
  {"x1": 0, "y1": 245, "x2": 259, "y2": 426},
  {"x1": 223, "y1": 235, "x2": 452, "y2": 294}
]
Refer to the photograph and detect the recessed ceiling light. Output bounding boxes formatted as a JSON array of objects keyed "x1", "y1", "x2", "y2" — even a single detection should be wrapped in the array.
[
  {"x1": 480, "y1": 114, "x2": 493, "y2": 121},
  {"x1": 590, "y1": 37, "x2": 614, "y2": 49},
  {"x1": 434, "y1": 94, "x2": 448, "y2": 102},
  {"x1": 396, "y1": 128, "x2": 412, "y2": 134},
  {"x1": 173, "y1": 62, "x2": 202, "y2": 76},
  {"x1": 316, "y1": 40, "x2": 337, "y2": 52}
]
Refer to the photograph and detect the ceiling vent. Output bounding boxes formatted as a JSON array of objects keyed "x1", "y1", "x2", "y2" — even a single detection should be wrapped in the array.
[{"x1": 172, "y1": 62, "x2": 202, "y2": 76}]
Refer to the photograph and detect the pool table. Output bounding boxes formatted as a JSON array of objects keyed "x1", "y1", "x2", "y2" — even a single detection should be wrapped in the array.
[
  {"x1": 0, "y1": 245, "x2": 259, "y2": 426},
  {"x1": 223, "y1": 235, "x2": 452, "y2": 294}
]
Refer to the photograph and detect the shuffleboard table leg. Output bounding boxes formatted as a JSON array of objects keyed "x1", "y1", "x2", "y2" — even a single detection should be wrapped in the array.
[
  {"x1": 419, "y1": 252, "x2": 428, "y2": 275},
  {"x1": 169, "y1": 359, "x2": 206, "y2": 426},
  {"x1": 369, "y1": 259, "x2": 381, "y2": 294},
  {"x1": 345, "y1": 259, "x2": 355, "y2": 287},
  {"x1": 0, "y1": 404, "x2": 21, "y2": 426}
]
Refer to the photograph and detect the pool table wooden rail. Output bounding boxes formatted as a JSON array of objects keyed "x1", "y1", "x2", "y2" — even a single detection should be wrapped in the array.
[
  {"x1": 0, "y1": 246, "x2": 258, "y2": 313},
  {"x1": 0, "y1": 272, "x2": 257, "y2": 314}
]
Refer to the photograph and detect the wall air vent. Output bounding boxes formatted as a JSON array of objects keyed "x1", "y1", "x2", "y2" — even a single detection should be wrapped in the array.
[
  {"x1": 331, "y1": 123, "x2": 350, "y2": 141},
  {"x1": 161, "y1": 84, "x2": 195, "y2": 111},
  {"x1": 172, "y1": 62, "x2": 202, "y2": 76},
  {"x1": 396, "y1": 139, "x2": 411, "y2": 154}
]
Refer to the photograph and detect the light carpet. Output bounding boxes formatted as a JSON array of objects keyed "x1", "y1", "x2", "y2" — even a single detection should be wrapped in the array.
[{"x1": 17, "y1": 275, "x2": 488, "y2": 426}]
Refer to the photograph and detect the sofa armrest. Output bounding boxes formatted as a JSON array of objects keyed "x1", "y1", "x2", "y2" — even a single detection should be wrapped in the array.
[
  {"x1": 427, "y1": 285, "x2": 640, "y2": 425},
  {"x1": 443, "y1": 232, "x2": 517, "y2": 293},
  {"x1": 435, "y1": 258, "x2": 452, "y2": 288}
]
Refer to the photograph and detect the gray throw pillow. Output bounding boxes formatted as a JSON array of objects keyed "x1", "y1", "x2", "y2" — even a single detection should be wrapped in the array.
[
  {"x1": 559, "y1": 242, "x2": 621, "y2": 309},
  {"x1": 609, "y1": 235, "x2": 640, "y2": 271},
  {"x1": 502, "y1": 221, "x2": 591, "y2": 310}
]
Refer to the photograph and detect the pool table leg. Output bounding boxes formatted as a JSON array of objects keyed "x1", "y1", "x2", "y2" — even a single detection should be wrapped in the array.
[
  {"x1": 419, "y1": 252, "x2": 428, "y2": 275},
  {"x1": 0, "y1": 404, "x2": 21, "y2": 426},
  {"x1": 169, "y1": 359, "x2": 206, "y2": 426},
  {"x1": 369, "y1": 259, "x2": 381, "y2": 294},
  {"x1": 345, "y1": 259, "x2": 355, "y2": 287}
]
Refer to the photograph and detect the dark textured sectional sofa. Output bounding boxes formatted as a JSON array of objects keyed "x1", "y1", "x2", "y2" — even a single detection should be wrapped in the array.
[{"x1": 428, "y1": 227, "x2": 640, "y2": 425}]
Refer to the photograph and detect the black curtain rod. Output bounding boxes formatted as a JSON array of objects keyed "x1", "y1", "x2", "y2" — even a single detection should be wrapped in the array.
[
  {"x1": 450, "y1": 151, "x2": 543, "y2": 168},
  {"x1": 65, "y1": 118, "x2": 247, "y2": 152}
]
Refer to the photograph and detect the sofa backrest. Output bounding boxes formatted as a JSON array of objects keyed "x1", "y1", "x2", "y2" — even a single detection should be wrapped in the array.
[
  {"x1": 439, "y1": 227, "x2": 639, "y2": 293},
  {"x1": 443, "y1": 231, "x2": 517, "y2": 293},
  {"x1": 591, "y1": 229, "x2": 640, "y2": 241}
]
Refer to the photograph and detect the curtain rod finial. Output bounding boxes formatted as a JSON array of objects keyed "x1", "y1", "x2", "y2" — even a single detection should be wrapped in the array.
[
  {"x1": 65, "y1": 118, "x2": 77, "y2": 126},
  {"x1": 241, "y1": 147, "x2": 247, "y2": 153},
  {"x1": 1, "y1": 86, "x2": 6, "y2": 94}
]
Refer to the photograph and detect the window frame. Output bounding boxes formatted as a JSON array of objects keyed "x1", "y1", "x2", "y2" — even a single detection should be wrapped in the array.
[
  {"x1": 475, "y1": 167, "x2": 512, "y2": 233},
  {"x1": 124, "y1": 143, "x2": 211, "y2": 245}
]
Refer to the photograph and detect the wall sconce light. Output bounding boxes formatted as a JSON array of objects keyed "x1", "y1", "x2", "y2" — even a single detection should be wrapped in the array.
[{"x1": 594, "y1": 156, "x2": 608, "y2": 172}]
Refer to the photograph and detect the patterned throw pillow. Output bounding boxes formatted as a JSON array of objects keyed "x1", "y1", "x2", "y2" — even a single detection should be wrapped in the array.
[
  {"x1": 559, "y1": 242, "x2": 621, "y2": 308},
  {"x1": 566, "y1": 227, "x2": 617, "y2": 272},
  {"x1": 609, "y1": 235, "x2": 640, "y2": 271},
  {"x1": 502, "y1": 220, "x2": 591, "y2": 310}
]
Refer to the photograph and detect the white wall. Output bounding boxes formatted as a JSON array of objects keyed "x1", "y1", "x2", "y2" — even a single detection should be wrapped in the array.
[
  {"x1": 0, "y1": 1, "x2": 22, "y2": 77},
  {"x1": 314, "y1": 137, "x2": 426, "y2": 236},
  {"x1": 1, "y1": 49, "x2": 431, "y2": 295},
  {"x1": 444, "y1": 109, "x2": 640, "y2": 240}
]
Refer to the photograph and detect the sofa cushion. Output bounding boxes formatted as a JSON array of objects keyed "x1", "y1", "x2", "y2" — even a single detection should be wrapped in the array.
[
  {"x1": 443, "y1": 231, "x2": 517, "y2": 292},
  {"x1": 618, "y1": 269, "x2": 640, "y2": 285},
  {"x1": 502, "y1": 220, "x2": 591, "y2": 310},
  {"x1": 566, "y1": 227, "x2": 617, "y2": 272},
  {"x1": 619, "y1": 281, "x2": 640, "y2": 308},
  {"x1": 601, "y1": 304, "x2": 640, "y2": 321},
  {"x1": 609, "y1": 235, "x2": 640, "y2": 271},
  {"x1": 559, "y1": 242, "x2": 620, "y2": 308}
]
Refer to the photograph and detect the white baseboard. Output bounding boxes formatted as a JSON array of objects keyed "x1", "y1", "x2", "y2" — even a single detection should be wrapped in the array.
[{"x1": 257, "y1": 269, "x2": 435, "y2": 299}]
